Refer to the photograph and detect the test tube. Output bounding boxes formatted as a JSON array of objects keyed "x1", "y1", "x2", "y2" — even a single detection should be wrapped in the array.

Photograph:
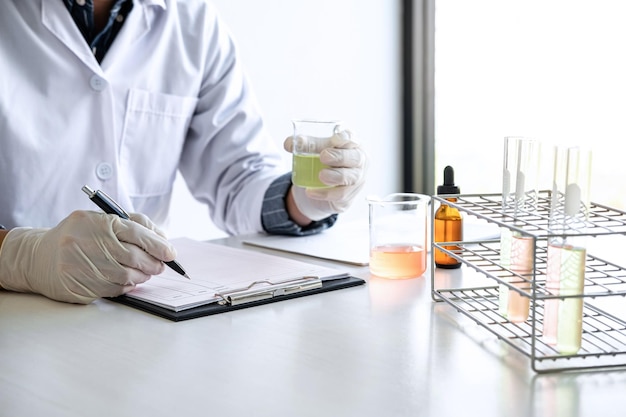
[
  {"x1": 500, "y1": 137, "x2": 540, "y2": 322},
  {"x1": 543, "y1": 146, "x2": 592, "y2": 354},
  {"x1": 499, "y1": 137, "x2": 518, "y2": 316}
]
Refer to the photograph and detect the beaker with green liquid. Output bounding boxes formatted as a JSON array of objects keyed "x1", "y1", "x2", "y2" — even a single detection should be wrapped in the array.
[{"x1": 291, "y1": 119, "x2": 343, "y2": 189}]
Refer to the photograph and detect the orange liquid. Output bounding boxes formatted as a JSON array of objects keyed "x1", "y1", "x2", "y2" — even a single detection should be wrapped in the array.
[
  {"x1": 508, "y1": 235, "x2": 534, "y2": 322},
  {"x1": 508, "y1": 281, "x2": 531, "y2": 322},
  {"x1": 369, "y1": 244, "x2": 426, "y2": 279},
  {"x1": 434, "y1": 217, "x2": 463, "y2": 267}
]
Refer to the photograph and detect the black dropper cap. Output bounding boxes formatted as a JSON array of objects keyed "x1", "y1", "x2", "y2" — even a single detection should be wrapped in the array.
[{"x1": 437, "y1": 166, "x2": 460, "y2": 195}]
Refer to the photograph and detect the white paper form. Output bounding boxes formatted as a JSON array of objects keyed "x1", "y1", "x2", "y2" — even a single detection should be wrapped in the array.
[
  {"x1": 125, "y1": 238, "x2": 349, "y2": 312},
  {"x1": 243, "y1": 220, "x2": 371, "y2": 266}
]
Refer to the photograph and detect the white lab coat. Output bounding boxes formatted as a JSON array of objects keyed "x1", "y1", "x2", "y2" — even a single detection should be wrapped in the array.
[{"x1": 0, "y1": 0, "x2": 285, "y2": 235}]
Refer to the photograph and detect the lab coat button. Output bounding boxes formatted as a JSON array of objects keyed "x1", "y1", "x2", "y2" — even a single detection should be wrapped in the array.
[
  {"x1": 96, "y1": 162, "x2": 113, "y2": 180},
  {"x1": 90, "y1": 75, "x2": 107, "y2": 91}
]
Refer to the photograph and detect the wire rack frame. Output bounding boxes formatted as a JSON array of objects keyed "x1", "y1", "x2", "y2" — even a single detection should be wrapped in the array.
[
  {"x1": 436, "y1": 191, "x2": 626, "y2": 236},
  {"x1": 430, "y1": 192, "x2": 626, "y2": 373}
]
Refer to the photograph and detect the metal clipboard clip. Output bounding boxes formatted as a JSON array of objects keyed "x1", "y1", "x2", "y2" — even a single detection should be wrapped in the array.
[{"x1": 215, "y1": 276, "x2": 323, "y2": 306}]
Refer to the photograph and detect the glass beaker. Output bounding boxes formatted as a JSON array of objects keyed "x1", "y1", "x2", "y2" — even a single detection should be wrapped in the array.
[
  {"x1": 291, "y1": 119, "x2": 343, "y2": 189},
  {"x1": 367, "y1": 193, "x2": 430, "y2": 279}
]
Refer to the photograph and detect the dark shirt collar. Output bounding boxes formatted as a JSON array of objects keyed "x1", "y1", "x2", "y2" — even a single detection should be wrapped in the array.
[{"x1": 62, "y1": 0, "x2": 134, "y2": 63}]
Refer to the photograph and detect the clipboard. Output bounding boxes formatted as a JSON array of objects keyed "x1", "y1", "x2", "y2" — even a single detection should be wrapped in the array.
[{"x1": 109, "y1": 275, "x2": 365, "y2": 322}]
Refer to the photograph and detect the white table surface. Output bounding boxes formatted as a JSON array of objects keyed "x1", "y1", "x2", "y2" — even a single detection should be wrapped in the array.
[{"x1": 2, "y1": 234, "x2": 626, "y2": 417}]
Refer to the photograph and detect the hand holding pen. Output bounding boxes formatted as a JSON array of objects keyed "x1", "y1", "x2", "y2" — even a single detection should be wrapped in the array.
[
  {"x1": 82, "y1": 186, "x2": 190, "y2": 279},
  {"x1": 0, "y1": 199, "x2": 185, "y2": 304}
]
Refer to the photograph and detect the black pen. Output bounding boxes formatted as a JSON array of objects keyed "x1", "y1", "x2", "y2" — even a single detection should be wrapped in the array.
[{"x1": 82, "y1": 185, "x2": 191, "y2": 279}]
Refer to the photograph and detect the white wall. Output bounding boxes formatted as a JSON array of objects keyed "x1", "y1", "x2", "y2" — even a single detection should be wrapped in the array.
[{"x1": 168, "y1": 0, "x2": 402, "y2": 240}]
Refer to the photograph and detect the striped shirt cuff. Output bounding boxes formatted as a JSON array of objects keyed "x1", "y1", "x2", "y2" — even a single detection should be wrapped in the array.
[{"x1": 261, "y1": 173, "x2": 337, "y2": 236}]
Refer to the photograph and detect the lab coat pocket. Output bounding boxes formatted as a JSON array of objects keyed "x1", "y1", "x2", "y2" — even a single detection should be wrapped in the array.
[{"x1": 121, "y1": 89, "x2": 198, "y2": 196}]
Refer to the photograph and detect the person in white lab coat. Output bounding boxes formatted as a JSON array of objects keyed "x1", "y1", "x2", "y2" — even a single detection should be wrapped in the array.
[{"x1": 0, "y1": 0, "x2": 367, "y2": 304}]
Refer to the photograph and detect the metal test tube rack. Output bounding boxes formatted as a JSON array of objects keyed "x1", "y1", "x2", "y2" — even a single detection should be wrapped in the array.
[{"x1": 430, "y1": 191, "x2": 626, "y2": 373}]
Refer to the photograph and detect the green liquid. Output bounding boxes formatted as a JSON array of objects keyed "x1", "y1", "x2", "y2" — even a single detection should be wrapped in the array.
[
  {"x1": 556, "y1": 245, "x2": 586, "y2": 355},
  {"x1": 292, "y1": 153, "x2": 331, "y2": 189}
]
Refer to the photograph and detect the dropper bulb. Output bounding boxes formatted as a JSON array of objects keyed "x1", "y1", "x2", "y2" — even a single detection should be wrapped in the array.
[
  {"x1": 444, "y1": 165, "x2": 455, "y2": 186},
  {"x1": 437, "y1": 165, "x2": 460, "y2": 195}
]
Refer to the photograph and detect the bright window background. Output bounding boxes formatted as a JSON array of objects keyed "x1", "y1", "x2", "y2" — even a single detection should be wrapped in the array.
[{"x1": 434, "y1": 0, "x2": 626, "y2": 210}]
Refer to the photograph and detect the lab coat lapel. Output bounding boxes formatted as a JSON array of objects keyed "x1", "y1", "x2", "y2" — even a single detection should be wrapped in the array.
[
  {"x1": 40, "y1": 0, "x2": 102, "y2": 74},
  {"x1": 100, "y1": 2, "x2": 153, "y2": 72}
]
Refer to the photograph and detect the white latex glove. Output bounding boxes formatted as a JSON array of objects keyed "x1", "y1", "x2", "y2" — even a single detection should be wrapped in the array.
[
  {"x1": 285, "y1": 129, "x2": 368, "y2": 221},
  {"x1": 0, "y1": 210, "x2": 176, "y2": 304}
]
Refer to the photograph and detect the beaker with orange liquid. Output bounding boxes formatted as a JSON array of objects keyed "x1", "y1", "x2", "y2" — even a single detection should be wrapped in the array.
[{"x1": 367, "y1": 193, "x2": 430, "y2": 279}]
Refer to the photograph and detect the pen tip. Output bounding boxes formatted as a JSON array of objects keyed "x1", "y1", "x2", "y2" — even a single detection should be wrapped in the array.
[{"x1": 184, "y1": 274, "x2": 191, "y2": 280}]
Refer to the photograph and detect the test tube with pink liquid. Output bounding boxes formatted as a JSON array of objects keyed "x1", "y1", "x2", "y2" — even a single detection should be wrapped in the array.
[
  {"x1": 543, "y1": 146, "x2": 592, "y2": 355},
  {"x1": 499, "y1": 137, "x2": 541, "y2": 323}
]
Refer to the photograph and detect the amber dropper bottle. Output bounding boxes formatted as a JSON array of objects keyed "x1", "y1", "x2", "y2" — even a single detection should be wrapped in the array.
[{"x1": 434, "y1": 166, "x2": 463, "y2": 269}]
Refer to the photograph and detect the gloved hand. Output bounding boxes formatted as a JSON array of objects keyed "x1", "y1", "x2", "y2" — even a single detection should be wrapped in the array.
[
  {"x1": 285, "y1": 129, "x2": 367, "y2": 221},
  {"x1": 0, "y1": 210, "x2": 176, "y2": 304}
]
